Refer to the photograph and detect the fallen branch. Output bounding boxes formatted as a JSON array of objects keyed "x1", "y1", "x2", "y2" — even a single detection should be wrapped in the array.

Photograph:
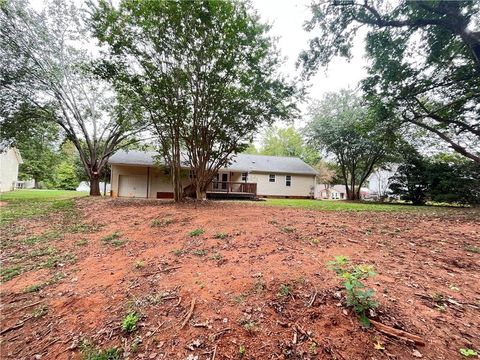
[
  {"x1": 0, "y1": 321, "x2": 25, "y2": 335},
  {"x1": 143, "y1": 266, "x2": 181, "y2": 277},
  {"x1": 370, "y1": 320, "x2": 425, "y2": 346},
  {"x1": 212, "y1": 345, "x2": 217, "y2": 360},
  {"x1": 5, "y1": 300, "x2": 43, "y2": 316},
  {"x1": 307, "y1": 287, "x2": 317, "y2": 307},
  {"x1": 180, "y1": 298, "x2": 196, "y2": 329}
]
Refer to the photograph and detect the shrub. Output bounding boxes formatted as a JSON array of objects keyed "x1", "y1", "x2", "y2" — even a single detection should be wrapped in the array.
[
  {"x1": 121, "y1": 312, "x2": 139, "y2": 333},
  {"x1": 327, "y1": 255, "x2": 378, "y2": 327}
]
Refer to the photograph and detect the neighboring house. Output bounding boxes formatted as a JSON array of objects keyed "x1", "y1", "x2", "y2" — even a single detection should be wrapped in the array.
[
  {"x1": 316, "y1": 184, "x2": 370, "y2": 200},
  {"x1": 76, "y1": 181, "x2": 111, "y2": 195},
  {"x1": 108, "y1": 150, "x2": 317, "y2": 199},
  {"x1": 0, "y1": 144, "x2": 23, "y2": 192}
]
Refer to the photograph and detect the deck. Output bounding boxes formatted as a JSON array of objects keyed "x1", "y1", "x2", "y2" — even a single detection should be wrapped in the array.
[{"x1": 206, "y1": 181, "x2": 257, "y2": 200}]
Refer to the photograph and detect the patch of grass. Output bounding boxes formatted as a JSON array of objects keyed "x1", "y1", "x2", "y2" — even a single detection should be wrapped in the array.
[
  {"x1": 459, "y1": 348, "x2": 478, "y2": 357},
  {"x1": 278, "y1": 283, "x2": 291, "y2": 297},
  {"x1": 134, "y1": 260, "x2": 145, "y2": 269},
  {"x1": 252, "y1": 279, "x2": 267, "y2": 293},
  {"x1": 281, "y1": 227, "x2": 295, "y2": 233},
  {"x1": 172, "y1": 249, "x2": 187, "y2": 256},
  {"x1": 188, "y1": 228, "x2": 205, "y2": 237},
  {"x1": 24, "y1": 283, "x2": 43, "y2": 293},
  {"x1": 213, "y1": 232, "x2": 228, "y2": 239},
  {"x1": 32, "y1": 305, "x2": 48, "y2": 318},
  {"x1": 80, "y1": 340, "x2": 122, "y2": 360},
  {"x1": 22, "y1": 230, "x2": 63, "y2": 245},
  {"x1": 464, "y1": 245, "x2": 480, "y2": 254},
  {"x1": 151, "y1": 218, "x2": 175, "y2": 227},
  {"x1": 239, "y1": 345, "x2": 246, "y2": 357},
  {"x1": 210, "y1": 252, "x2": 223, "y2": 261},
  {"x1": 192, "y1": 249, "x2": 208, "y2": 257},
  {"x1": 0, "y1": 265, "x2": 22, "y2": 282},
  {"x1": 101, "y1": 231, "x2": 122, "y2": 244},
  {"x1": 238, "y1": 317, "x2": 258, "y2": 334},
  {"x1": 76, "y1": 238, "x2": 89, "y2": 247},
  {"x1": 69, "y1": 223, "x2": 101, "y2": 234},
  {"x1": 121, "y1": 312, "x2": 139, "y2": 333},
  {"x1": 233, "y1": 293, "x2": 247, "y2": 304}
]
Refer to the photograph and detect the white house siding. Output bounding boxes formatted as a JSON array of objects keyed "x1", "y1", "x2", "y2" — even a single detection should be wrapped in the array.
[
  {"x1": 248, "y1": 172, "x2": 315, "y2": 198},
  {"x1": 0, "y1": 148, "x2": 21, "y2": 192}
]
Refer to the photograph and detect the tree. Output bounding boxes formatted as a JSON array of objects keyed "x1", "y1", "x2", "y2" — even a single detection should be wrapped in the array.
[
  {"x1": 91, "y1": 0, "x2": 296, "y2": 201},
  {"x1": 258, "y1": 126, "x2": 320, "y2": 165},
  {"x1": 0, "y1": 103, "x2": 60, "y2": 187},
  {"x1": 0, "y1": 0, "x2": 146, "y2": 196},
  {"x1": 306, "y1": 90, "x2": 396, "y2": 200},
  {"x1": 300, "y1": 0, "x2": 480, "y2": 164}
]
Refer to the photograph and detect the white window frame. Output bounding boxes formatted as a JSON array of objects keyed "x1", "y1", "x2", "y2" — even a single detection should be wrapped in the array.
[
  {"x1": 285, "y1": 175, "x2": 292, "y2": 187},
  {"x1": 269, "y1": 174, "x2": 276, "y2": 183},
  {"x1": 241, "y1": 172, "x2": 248, "y2": 181}
]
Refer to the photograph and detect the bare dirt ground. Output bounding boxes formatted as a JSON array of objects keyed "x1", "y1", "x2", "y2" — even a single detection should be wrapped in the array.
[{"x1": 1, "y1": 198, "x2": 479, "y2": 359}]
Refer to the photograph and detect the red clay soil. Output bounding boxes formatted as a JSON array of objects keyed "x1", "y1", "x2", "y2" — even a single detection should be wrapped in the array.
[{"x1": 1, "y1": 198, "x2": 479, "y2": 360}]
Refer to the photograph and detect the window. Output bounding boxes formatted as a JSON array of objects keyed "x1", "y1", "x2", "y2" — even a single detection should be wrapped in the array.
[
  {"x1": 241, "y1": 172, "x2": 248, "y2": 181},
  {"x1": 285, "y1": 175, "x2": 292, "y2": 187},
  {"x1": 269, "y1": 174, "x2": 276, "y2": 182}
]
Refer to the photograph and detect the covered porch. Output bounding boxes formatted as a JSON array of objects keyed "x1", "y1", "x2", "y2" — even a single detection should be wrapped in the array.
[{"x1": 206, "y1": 180, "x2": 257, "y2": 199}]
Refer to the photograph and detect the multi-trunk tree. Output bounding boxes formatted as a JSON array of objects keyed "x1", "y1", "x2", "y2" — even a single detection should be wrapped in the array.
[
  {"x1": 300, "y1": 0, "x2": 480, "y2": 165},
  {"x1": 306, "y1": 90, "x2": 396, "y2": 200},
  {"x1": 91, "y1": 0, "x2": 296, "y2": 201},
  {"x1": 1, "y1": 0, "x2": 146, "y2": 196}
]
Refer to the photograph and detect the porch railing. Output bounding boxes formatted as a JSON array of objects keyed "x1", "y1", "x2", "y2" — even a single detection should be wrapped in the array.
[{"x1": 207, "y1": 181, "x2": 257, "y2": 195}]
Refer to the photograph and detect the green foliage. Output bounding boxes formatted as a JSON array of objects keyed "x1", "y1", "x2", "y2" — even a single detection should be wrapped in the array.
[
  {"x1": 80, "y1": 341, "x2": 122, "y2": 360},
  {"x1": 0, "y1": 265, "x2": 22, "y2": 282},
  {"x1": 459, "y1": 348, "x2": 478, "y2": 357},
  {"x1": 188, "y1": 229, "x2": 205, "y2": 237},
  {"x1": 327, "y1": 256, "x2": 378, "y2": 327},
  {"x1": 191, "y1": 249, "x2": 208, "y2": 257},
  {"x1": 306, "y1": 90, "x2": 397, "y2": 200},
  {"x1": 121, "y1": 312, "x2": 139, "y2": 333},
  {"x1": 257, "y1": 126, "x2": 320, "y2": 165},
  {"x1": 278, "y1": 283, "x2": 291, "y2": 297},
  {"x1": 390, "y1": 151, "x2": 480, "y2": 205},
  {"x1": 101, "y1": 232, "x2": 121, "y2": 244},
  {"x1": 52, "y1": 161, "x2": 80, "y2": 190},
  {"x1": 300, "y1": 1, "x2": 480, "y2": 163},
  {"x1": 213, "y1": 232, "x2": 228, "y2": 240}
]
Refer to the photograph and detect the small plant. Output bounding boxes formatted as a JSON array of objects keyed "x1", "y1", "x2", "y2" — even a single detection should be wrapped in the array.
[
  {"x1": 134, "y1": 261, "x2": 145, "y2": 269},
  {"x1": 268, "y1": 219, "x2": 278, "y2": 225},
  {"x1": 327, "y1": 255, "x2": 378, "y2": 328},
  {"x1": 239, "y1": 345, "x2": 246, "y2": 357},
  {"x1": 101, "y1": 231, "x2": 121, "y2": 244},
  {"x1": 252, "y1": 279, "x2": 267, "y2": 293},
  {"x1": 464, "y1": 245, "x2": 480, "y2": 254},
  {"x1": 0, "y1": 265, "x2": 22, "y2": 282},
  {"x1": 151, "y1": 218, "x2": 175, "y2": 228},
  {"x1": 24, "y1": 283, "x2": 43, "y2": 293},
  {"x1": 172, "y1": 249, "x2": 186, "y2": 256},
  {"x1": 278, "y1": 283, "x2": 291, "y2": 297},
  {"x1": 281, "y1": 227, "x2": 295, "y2": 233},
  {"x1": 80, "y1": 340, "x2": 122, "y2": 360},
  {"x1": 459, "y1": 348, "x2": 478, "y2": 357},
  {"x1": 32, "y1": 305, "x2": 48, "y2": 318},
  {"x1": 76, "y1": 238, "x2": 88, "y2": 246},
  {"x1": 214, "y1": 232, "x2": 228, "y2": 239},
  {"x1": 188, "y1": 229, "x2": 205, "y2": 237},
  {"x1": 210, "y1": 252, "x2": 223, "y2": 261},
  {"x1": 191, "y1": 249, "x2": 208, "y2": 257},
  {"x1": 121, "y1": 312, "x2": 139, "y2": 333}
]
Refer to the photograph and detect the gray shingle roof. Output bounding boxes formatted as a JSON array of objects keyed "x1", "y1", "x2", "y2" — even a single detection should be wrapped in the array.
[{"x1": 109, "y1": 150, "x2": 317, "y2": 175}]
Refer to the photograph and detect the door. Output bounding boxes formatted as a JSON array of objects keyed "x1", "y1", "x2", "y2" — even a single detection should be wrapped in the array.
[{"x1": 118, "y1": 175, "x2": 148, "y2": 198}]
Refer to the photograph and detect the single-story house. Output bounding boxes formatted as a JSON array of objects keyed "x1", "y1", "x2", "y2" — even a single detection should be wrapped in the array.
[
  {"x1": 316, "y1": 184, "x2": 370, "y2": 200},
  {"x1": 108, "y1": 150, "x2": 317, "y2": 199},
  {"x1": 0, "y1": 143, "x2": 23, "y2": 192}
]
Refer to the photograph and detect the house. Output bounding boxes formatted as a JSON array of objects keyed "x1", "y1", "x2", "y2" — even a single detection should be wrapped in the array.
[
  {"x1": 0, "y1": 143, "x2": 23, "y2": 192},
  {"x1": 367, "y1": 165, "x2": 399, "y2": 200},
  {"x1": 108, "y1": 150, "x2": 317, "y2": 199},
  {"x1": 316, "y1": 184, "x2": 370, "y2": 200}
]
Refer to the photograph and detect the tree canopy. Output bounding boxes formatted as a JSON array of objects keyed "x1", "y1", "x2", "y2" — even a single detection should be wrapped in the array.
[
  {"x1": 300, "y1": 0, "x2": 480, "y2": 164},
  {"x1": 91, "y1": 0, "x2": 296, "y2": 200}
]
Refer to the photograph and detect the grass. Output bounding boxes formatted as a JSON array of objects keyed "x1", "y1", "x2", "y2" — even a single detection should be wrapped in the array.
[
  {"x1": 257, "y1": 198, "x2": 475, "y2": 213},
  {"x1": 188, "y1": 228, "x2": 205, "y2": 237},
  {"x1": 0, "y1": 190, "x2": 87, "y2": 227}
]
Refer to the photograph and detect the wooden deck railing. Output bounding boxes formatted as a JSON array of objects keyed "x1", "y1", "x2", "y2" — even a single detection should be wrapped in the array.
[{"x1": 207, "y1": 181, "x2": 257, "y2": 195}]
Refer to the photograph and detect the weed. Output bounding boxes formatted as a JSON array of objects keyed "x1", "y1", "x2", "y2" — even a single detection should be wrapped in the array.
[
  {"x1": 459, "y1": 348, "x2": 478, "y2": 357},
  {"x1": 76, "y1": 238, "x2": 89, "y2": 246},
  {"x1": 24, "y1": 284, "x2": 43, "y2": 293},
  {"x1": 80, "y1": 340, "x2": 122, "y2": 360},
  {"x1": 268, "y1": 219, "x2": 278, "y2": 225},
  {"x1": 0, "y1": 265, "x2": 22, "y2": 282},
  {"x1": 111, "y1": 239, "x2": 127, "y2": 247},
  {"x1": 210, "y1": 252, "x2": 223, "y2": 261},
  {"x1": 252, "y1": 279, "x2": 267, "y2": 293},
  {"x1": 281, "y1": 227, "x2": 295, "y2": 233},
  {"x1": 151, "y1": 218, "x2": 175, "y2": 228},
  {"x1": 213, "y1": 232, "x2": 228, "y2": 239},
  {"x1": 121, "y1": 312, "x2": 139, "y2": 333},
  {"x1": 134, "y1": 261, "x2": 145, "y2": 269},
  {"x1": 69, "y1": 223, "x2": 100, "y2": 234},
  {"x1": 233, "y1": 293, "x2": 247, "y2": 304},
  {"x1": 32, "y1": 305, "x2": 48, "y2": 318},
  {"x1": 328, "y1": 256, "x2": 378, "y2": 328},
  {"x1": 278, "y1": 283, "x2": 291, "y2": 297},
  {"x1": 172, "y1": 249, "x2": 187, "y2": 256},
  {"x1": 191, "y1": 249, "x2": 208, "y2": 257},
  {"x1": 188, "y1": 228, "x2": 205, "y2": 237},
  {"x1": 464, "y1": 245, "x2": 480, "y2": 254},
  {"x1": 239, "y1": 345, "x2": 246, "y2": 357},
  {"x1": 310, "y1": 238, "x2": 320, "y2": 246},
  {"x1": 101, "y1": 232, "x2": 121, "y2": 244}
]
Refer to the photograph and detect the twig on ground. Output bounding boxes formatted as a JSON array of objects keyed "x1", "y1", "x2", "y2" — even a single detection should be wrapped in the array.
[
  {"x1": 180, "y1": 298, "x2": 196, "y2": 329},
  {"x1": 370, "y1": 319, "x2": 425, "y2": 346},
  {"x1": 307, "y1": 287, "x2": 317, "y2": 307},
  {"x1": 143, "y1": 266, "x2": 181, "y2": 277}
]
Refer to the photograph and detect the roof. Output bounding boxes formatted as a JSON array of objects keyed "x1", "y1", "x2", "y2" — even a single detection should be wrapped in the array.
[
  {"x1": 317, "y1": 184, "x2": 370, "y2": 193},
  {"x1": 109, "y1": 150, "x2": 317, "y2": 175},
  {"x1": 0, "y1": 141, "x2": 23, "y2": 164}
]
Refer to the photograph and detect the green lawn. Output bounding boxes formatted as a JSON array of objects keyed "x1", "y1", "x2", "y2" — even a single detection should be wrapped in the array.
[
  {"x1": 0, "y1": 189, "x2": 88, "y2": 226},
  {"x1": 259, "y1": 198, "x2": 470, "y2": 213}
]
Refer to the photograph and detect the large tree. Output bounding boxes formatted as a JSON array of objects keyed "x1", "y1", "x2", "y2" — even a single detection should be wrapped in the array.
[
  {"x1": 257, "y1": 126, "x2": 320, "y2": 165},
  {"x1": 0, "y1": 0, "x2": 146, "y2": 196},
  {"x1": 91, "y1": 0, "x2": 296, "y2": 201},
  {"x1": 300, "y1": 0, "x2": 480, "y2": 164},
  {"x1": 306, "y1": 90, "x2": 396, "y2": 200}
]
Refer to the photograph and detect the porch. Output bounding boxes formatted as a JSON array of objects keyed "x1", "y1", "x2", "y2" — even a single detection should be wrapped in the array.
[{"x1": 206, "y1": 181, "x2": 257, "y2": 200}]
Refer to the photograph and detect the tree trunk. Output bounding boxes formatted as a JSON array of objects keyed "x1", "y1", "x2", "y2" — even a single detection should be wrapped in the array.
[{"x1": 90, "y1": 172, "x2": 101, "y2": 196}]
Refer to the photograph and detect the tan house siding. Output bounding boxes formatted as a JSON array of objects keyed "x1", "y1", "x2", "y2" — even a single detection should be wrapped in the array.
[
  {"x1": 0, "y1": 148, "x2": 22, "y2": 192},
  {"x1": 249, "y1": 172, "x2": 315, "y2": 198},
  {"x1": 111, "y1": 165, "x2": 148, "y2": 197}
]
